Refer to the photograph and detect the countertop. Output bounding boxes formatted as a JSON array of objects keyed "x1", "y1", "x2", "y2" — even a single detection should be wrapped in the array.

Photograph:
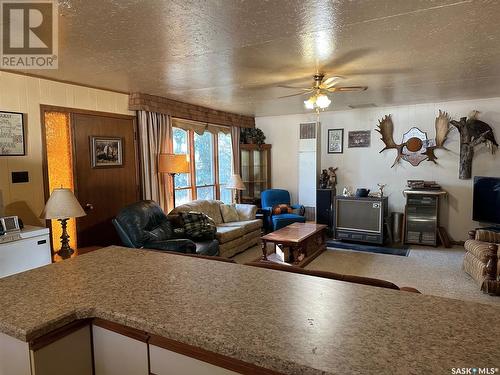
[{"x1": 0, "y1": 246, "x2": 499, "y2": 374}]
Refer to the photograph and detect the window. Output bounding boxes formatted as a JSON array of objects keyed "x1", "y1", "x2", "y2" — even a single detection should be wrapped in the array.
[{"x1": 172, "y1": 125, "x2": 233, "y2": 205}]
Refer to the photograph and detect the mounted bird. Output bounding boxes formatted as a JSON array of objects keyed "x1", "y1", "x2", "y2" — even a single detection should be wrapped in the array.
[
  {"x1": 376, "y1": 110, "x2": 451, "y2": 167},
  {"x1": 449, "y1": 110, "x2": 498, "y2": 179}
]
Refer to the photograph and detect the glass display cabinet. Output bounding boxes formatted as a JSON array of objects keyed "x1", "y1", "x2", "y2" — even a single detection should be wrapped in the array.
[{"x1": 240, "y1": 144, "x2": 271, "y2": 205}]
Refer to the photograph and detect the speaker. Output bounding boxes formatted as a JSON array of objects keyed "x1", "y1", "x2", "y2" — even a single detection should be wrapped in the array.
[{"x1": 316, "y1": 189, "x2": 335, "y2": 228}]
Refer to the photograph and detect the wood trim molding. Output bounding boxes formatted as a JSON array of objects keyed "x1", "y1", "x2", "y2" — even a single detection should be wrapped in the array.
[
  {"x1": 149, "y1": 334, "x2": 283, "y2": 375},
  {"x1": 40, "y1": 104, "x2": 135, "y2": 120},
  {"x1": 0, "y1": 69, "x2": 130, "y2": 95},
  {"x1": 93, "y1": 318, "x2": 150, "y2": 343},
  {"x1": 129, "y1": 92, "x2": 255, "y2": 128},
  {"x1": 29, "y1": 319, "x2": 92, "y2": 351}
]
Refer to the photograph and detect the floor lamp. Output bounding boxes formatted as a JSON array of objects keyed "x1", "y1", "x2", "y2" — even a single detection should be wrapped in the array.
[
  {"x1": 40, "y1": 188, "x2": 86, "y2": 259},
  {"x1": 158, "y1": 153, "x2": 190, "y2": 209},
  {"x1": 225, "y1": 174, "x2": 246, "y2": 204}
]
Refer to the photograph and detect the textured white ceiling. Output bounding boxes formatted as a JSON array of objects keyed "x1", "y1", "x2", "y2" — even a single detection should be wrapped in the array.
[{"x1": 8, "y1": 0, "x2": 500, "y2": 116}]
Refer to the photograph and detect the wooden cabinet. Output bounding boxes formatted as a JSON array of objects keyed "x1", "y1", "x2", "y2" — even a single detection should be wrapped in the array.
[
  {"x1": 93, "y1": 325, "x2": 148, "y2": 375},
  {"x1": 149, "y1": 344, "x2": 238, "y2": 375},
  {"x1": 240, "y1": 144, "x2": 271, "y2": 205}
]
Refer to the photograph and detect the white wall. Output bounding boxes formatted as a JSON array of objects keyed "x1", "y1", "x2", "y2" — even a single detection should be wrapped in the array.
[
  {"x1": 256, "y1": 97, "x2": 500, "y2": 241},
  {"x1": 0, "y1": 71, "x2": 133, "y2": 225}
]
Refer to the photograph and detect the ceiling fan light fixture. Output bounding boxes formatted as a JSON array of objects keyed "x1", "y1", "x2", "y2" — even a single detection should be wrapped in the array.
[
  {"x1": 304, "y1": 97, "x2": 315, "y2": 109},
  {"x1": 316, "y1": 94, "x2": 331, "y2": 109}
]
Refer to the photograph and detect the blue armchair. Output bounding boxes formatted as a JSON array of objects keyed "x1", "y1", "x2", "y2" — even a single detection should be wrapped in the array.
[{"x1": 261, "y1": 189, "x2": 306, "y2": 231}]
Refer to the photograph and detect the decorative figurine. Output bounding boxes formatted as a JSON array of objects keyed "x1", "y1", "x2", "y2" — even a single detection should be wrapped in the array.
[
  {"x1": 377, "y1": 183, "x2": 386, "y2": 197},
  {"x1": 342, "y1": 186, "x2": 352, "y2": 197},
  {"x1": 319, "y1": 169, "x2": 329, "y2": 189},
  {"x1": 327, "y1": 167, "x2": 338, "y2": 189}
]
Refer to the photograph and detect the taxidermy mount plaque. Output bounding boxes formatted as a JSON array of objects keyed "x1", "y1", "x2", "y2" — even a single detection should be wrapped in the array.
[
  {"x1": 376, "y1": 110, "x2": 451, "y2": 167},
  {"x1": 450, "y1": 110, "x2": 498, "y2": 180}
]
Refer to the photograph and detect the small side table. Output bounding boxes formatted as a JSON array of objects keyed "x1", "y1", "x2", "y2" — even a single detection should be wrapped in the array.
[{"x1": 256, "y1": 209, "x2": 270, "y2": 234}]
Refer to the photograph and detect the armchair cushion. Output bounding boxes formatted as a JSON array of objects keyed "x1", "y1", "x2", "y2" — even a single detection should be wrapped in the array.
[
  {"x1": 143, "y1": 238, "x2": 196, "y2": 253},
  {"x1": 476, "y1": 229, "x2": 500, "y2": 243},
  {"x1": 143, "y1": 221, "x2": 174, "y2": 243},
  {"x1": 291, "y1": 204, "x2": 305, "y2": 216},
  {"x1": 464, "y1": 240, "x2": 495, "y2": 263}
]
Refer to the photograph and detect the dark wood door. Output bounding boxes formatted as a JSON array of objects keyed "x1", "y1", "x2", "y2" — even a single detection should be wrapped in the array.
[{"x1": 72, "y1": 113, "x2": 139, "y2": 247}]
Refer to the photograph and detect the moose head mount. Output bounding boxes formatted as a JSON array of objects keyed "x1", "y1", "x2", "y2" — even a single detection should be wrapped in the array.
[
  {"x1": 376, "y1": 110, "x2": 451, "y2": 167},
  {"x1": 450, "y1": 111, "x2": 498, "y2": 179}
]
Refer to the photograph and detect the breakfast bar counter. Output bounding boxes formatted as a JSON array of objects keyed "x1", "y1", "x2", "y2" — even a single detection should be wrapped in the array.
[{"x1": 0, "y1": 246, "x2": 499, "y2": 374}]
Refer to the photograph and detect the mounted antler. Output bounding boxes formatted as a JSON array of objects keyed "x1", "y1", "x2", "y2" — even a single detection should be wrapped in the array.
[
  {"x1": 425, "y1": 110, "x2": 451, "y2": 163},
  {"x1": 376, "y1": 115, "x2": 403, "y2": 167}
]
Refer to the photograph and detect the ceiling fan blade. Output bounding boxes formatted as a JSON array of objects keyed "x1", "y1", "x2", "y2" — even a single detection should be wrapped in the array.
[
  {"x1": 321, "y1": 76, "x2": 343, "y2": 88},
  {"x1": 277, "y1": 84, "x2": 312, "y2": 90},
  {"x1": 278, "y1": 90, "x2": 313, "y2": 98},
  {"x1": 327, "y1": 86, "x2": 368, "y2": 92}
]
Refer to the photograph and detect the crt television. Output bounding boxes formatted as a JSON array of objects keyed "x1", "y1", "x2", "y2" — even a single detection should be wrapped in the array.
[{"x1": 473, "y1": 176, "x2": 500, "y2": 225}]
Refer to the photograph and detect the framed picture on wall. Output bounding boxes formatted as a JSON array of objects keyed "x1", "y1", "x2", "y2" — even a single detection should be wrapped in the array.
[
  {"x1": 348, "y1": 130, "x2": 371, "y2": 148},
  {"x1": 327, "y1": 128, "x2": 344, "y2": 154},
  {"x1": 90, "y1": 136, "x2": 123, "y2": 168},
  {"x1": 0, "y1": 111, "x2": 25, "y2": 156}
]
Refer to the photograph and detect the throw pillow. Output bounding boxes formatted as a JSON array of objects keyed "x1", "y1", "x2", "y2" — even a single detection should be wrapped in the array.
[
  {"x1": 272, "y1": 204, "x2": 292, "y2": 215},
  {"x1": 220, "y1": 204, "x2": 239, "y2": 223},
  {"x1": 179, "y1": 211, "x2": 216, "y2": 240}
]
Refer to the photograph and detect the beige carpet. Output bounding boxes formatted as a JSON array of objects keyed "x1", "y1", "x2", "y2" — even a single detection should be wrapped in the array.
[{"x1": 232, "y1": 244, "x2": 500, "y2": 306}]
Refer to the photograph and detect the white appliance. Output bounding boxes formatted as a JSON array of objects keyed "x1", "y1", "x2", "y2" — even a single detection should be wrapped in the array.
[
  {"x1": 0, "y1": 225, "x2": 51, "y2": 278},
  {"x1": 298, "y1": 122, "x2": 321, "y2": 220}
]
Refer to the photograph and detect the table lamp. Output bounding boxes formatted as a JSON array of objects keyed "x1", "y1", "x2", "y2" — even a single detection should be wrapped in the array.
[
  {"x1": 40, "y1": 188, "x2": 86, "y2": 259},
  {"x1": 225, "y1": 174, "x2": 245, "y2": 203},
  {"x1": 158, "y1": 153, "x2": 190, "y2": 208}
]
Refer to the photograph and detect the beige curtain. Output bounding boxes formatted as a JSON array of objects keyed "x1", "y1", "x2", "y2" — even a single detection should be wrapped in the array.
[
  {"x1": 172, "y1": 118, "x2": 231, "y2": 135},
  {"x1": 137, "y1": 111, "x2": 173, "y2": 212},
  {"x1": 231, "y1": 126, "x2": 240, "y2": 174}
]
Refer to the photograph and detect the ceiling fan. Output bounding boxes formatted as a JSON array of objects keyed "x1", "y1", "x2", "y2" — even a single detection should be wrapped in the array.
[{"x1": 278, "y1": 73, "x2": 367, "y2": 111}]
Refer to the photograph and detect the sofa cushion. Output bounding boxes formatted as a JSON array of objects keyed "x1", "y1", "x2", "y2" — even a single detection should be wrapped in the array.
[
  {"x1": 219, "y1": 219, "x2": 262, "y2": 233},
  {"x1": 220, "y1": 204, "x2": 239, "y2": 223},
  {"x1": 216, "y1": 226, "x2": 245, "y2": 243},
  {"x1": 464, "y1": 239, "x2": 495, "y2": 263},
  {"x1": 476, "y1": 229, "x2": 500, "y2": 244},
  {"x1": 172, "y1": 200, "x2": 224, "y2": 224},
  {"x1": 179, "y1": 212, "x2": 216, "y2": 240},
  {"x1": 235, "y1": 204, "x2": 257, "y2": 221}
]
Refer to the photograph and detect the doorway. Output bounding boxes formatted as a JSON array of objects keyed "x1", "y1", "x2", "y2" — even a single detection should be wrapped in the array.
[{"x1": 42, "y1": 106, "x2": 140, "y2": 250}]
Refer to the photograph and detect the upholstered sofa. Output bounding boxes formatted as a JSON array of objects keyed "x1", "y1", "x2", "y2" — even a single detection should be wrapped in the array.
[
  {"x1": 170, "y1": 200, "x2": 262, "y2": 258},
  {"x1": 463, "y1": 229, "x2": 499, "y2": 295}
]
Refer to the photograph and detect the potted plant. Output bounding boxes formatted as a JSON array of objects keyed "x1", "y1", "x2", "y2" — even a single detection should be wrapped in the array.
[{"x1": 241, "y1": 128, "x2": 266, "y2": 145}]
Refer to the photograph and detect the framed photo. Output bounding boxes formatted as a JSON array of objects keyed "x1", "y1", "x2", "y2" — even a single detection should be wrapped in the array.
[
  {"x1": 327, "y1": 128, "x2": 344, "y2": 154},
  {"x1": 0, "y1": 111, "x2": 25, "y2": 156},
  {"x1": 348, "y1": 130, "x2": 371, "y2": 148},
  {"x1": 90, "y1": 136, "x2": 123, "y2": 168}
]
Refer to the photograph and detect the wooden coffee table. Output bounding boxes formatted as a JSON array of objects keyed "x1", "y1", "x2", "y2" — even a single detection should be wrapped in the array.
[{"x1": 260, "y1": 223, "x2": 327, "y2": 267}]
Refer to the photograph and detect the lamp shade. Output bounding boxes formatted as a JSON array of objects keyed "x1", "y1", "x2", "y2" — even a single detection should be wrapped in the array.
[
  {"x1": 40, "y1": 188, "x2": 86, "y2": 220},
  {"x1": 158, "y1": 153, "x2": 190, "y2": 174},
  {"x1": 225, "y1": 174, "x2": 245, "y2": 190}
]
